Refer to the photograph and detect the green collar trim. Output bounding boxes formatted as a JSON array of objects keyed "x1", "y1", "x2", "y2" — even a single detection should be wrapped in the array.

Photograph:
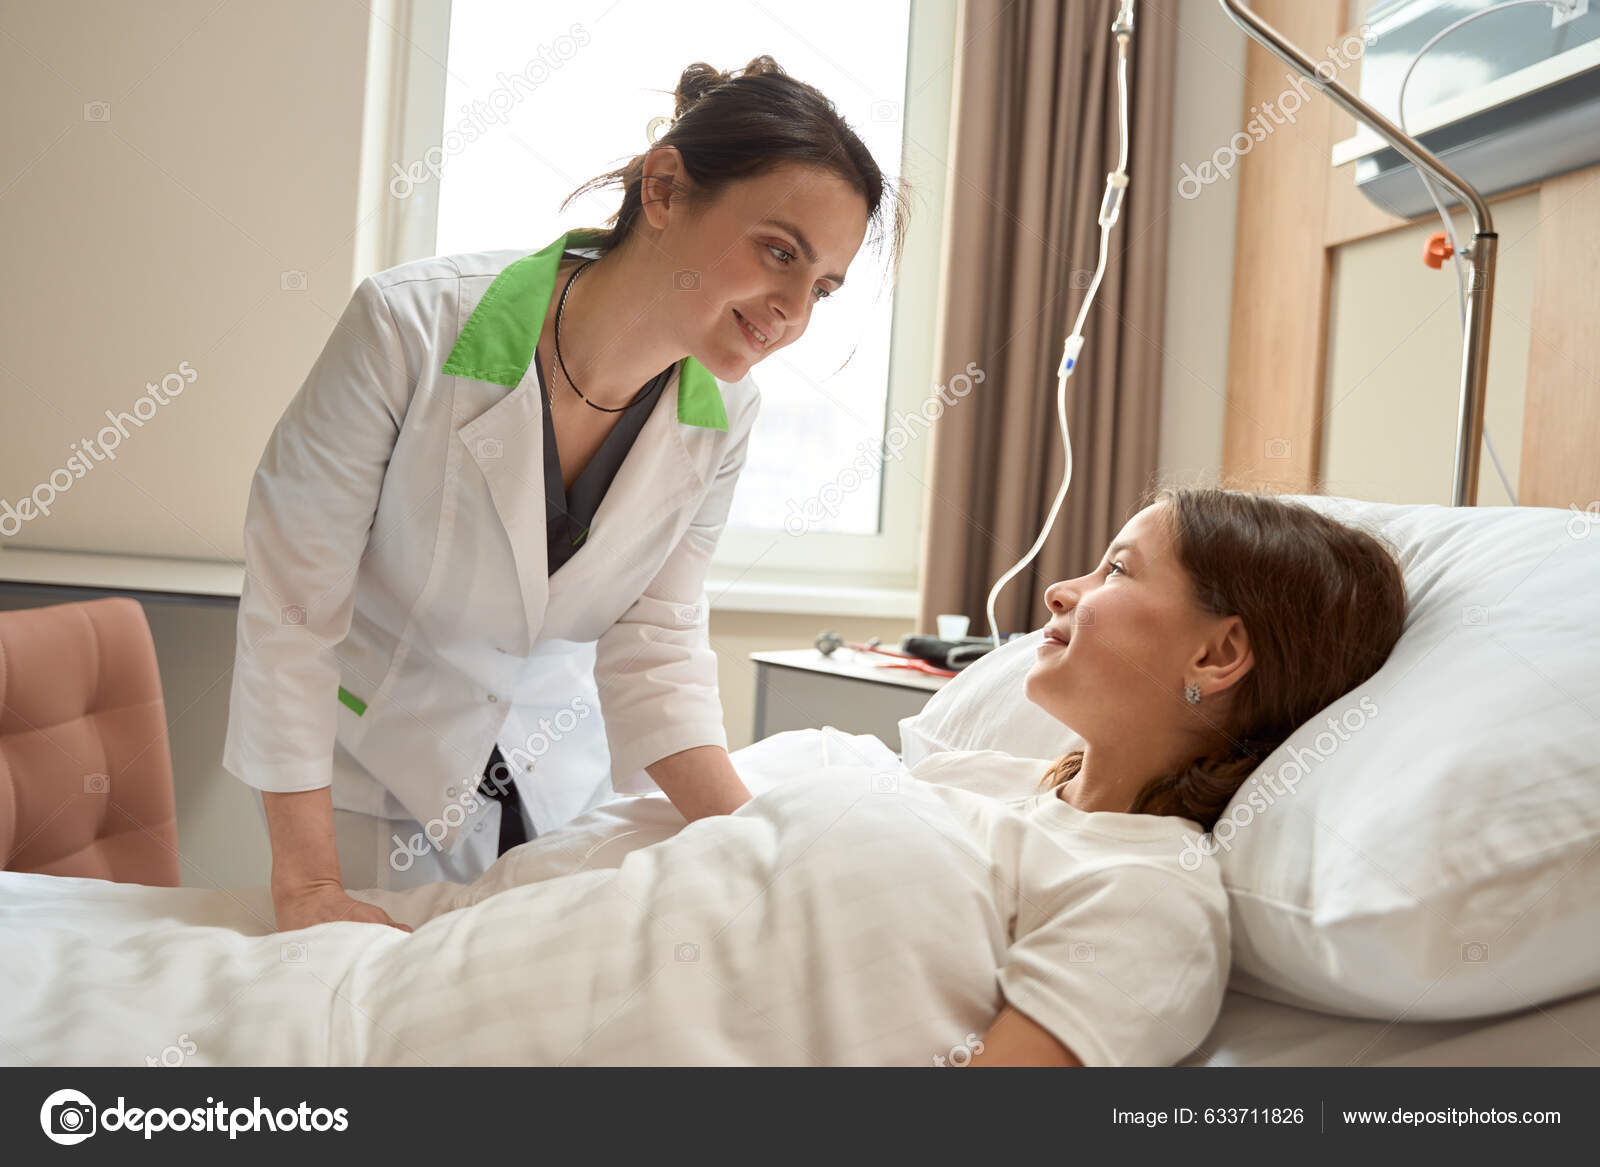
[{"x1": 440, "y1": 229, "x2": 729, "y2": 431}]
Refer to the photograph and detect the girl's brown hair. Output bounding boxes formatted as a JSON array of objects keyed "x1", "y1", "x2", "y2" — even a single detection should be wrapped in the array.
[
  {"x1": 560, "y1": 56, "x2": 909, "y2": 289},
  {"x1": 1040, "y1": 486, "x2": 1409, "y2": 832}
]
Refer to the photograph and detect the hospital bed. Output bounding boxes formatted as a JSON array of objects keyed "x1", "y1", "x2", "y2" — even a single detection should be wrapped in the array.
[
  {"x1": 1184, "y1": 985, "x2": 1600, "y2": 1067},
  {"x1": 2, "y1": 491, "x2": 1596, "y2": 1066}
]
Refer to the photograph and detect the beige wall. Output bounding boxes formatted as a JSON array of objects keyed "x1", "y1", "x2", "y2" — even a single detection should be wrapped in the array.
[
  {"x1": 1157, "y1": 0, "x2": 1248, "y2": 486},
  {"x1": 0, "y1": 0, "x2": 372, "y2": 562},
  {"x1": 1321, "y1": 191, "x2": 1537, "y2": 506}
]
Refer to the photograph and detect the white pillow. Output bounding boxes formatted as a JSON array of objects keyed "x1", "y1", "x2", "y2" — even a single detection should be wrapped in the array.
[
  {"x1": 1220, "y1": 495, "x2": 1600, "y2": 1019},
  {"x1": 900, "y1": 494, "x2": 1600, "y2": 1021},
  {"x1": 897, "y1": 628, "x2": 1084, "y2": 767}
]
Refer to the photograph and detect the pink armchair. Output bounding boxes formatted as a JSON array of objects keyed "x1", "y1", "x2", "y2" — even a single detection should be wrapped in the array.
[{"x1": 0, "y1": 595, "x2": 180, "y2": 886}]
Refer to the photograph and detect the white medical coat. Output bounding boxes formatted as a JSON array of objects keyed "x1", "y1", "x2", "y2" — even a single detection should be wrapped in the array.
[{"x1": 221, "y1": 229, "x2": 759, "y2": 853}]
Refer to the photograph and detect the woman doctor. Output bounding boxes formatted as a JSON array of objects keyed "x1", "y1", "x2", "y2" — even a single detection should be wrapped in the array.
[{"x1": 222, "y1": 57, "x2": 904, "y2": 932}]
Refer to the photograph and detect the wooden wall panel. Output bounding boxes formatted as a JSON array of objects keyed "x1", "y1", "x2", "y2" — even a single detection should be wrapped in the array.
[
  {"x1": 1221, "y1": 0, "x2": 1349, "y2": 492},
  {"x1": 1223, "y1": 0, "x2": 1598, "y2": 508},
  {"x1": 1520, "y1": 168, "x2": 1600, "y2": 509},
  {"x1": 1324, "y1": 160, "x2": 1409, "y2": 248}
]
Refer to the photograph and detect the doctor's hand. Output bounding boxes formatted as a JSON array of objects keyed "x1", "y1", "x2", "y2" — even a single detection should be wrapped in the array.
[
  {"x1": 272, "y1": 880, "x2": 414, "y2": 934},
  {"x1": 261, "y1": 788, "x2": 412, "y2": 933}
]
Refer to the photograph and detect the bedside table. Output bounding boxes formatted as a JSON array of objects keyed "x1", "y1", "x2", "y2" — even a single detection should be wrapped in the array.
[{"x1": 749, "y1": 648, "x2": 952, "y2": 754}]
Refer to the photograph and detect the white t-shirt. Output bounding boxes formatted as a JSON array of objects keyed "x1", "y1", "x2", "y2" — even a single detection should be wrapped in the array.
[{"x1": 906, "y1": 748, "x2": 1232, "y2": 1066}]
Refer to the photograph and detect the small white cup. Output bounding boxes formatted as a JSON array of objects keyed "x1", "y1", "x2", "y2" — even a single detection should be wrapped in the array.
[{"x1": 936, "y1": 613, "x2": 971, "y2": 641}]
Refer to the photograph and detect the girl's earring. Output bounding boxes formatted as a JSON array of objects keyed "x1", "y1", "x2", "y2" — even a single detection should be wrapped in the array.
[{"x1": 1184, "y1": 682, "x2": 1202, "y2": 705}]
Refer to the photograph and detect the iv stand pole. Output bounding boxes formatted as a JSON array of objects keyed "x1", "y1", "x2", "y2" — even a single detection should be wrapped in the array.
[{"x1": 1217, "y1": 0, "x2": 1497, "y2": 507}]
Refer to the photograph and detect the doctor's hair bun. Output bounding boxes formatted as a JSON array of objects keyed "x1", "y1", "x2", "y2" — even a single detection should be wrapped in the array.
[
  {"x1": 561, "y1": 52, "x2": 910, "y2": 323},
  {"x1": 673, "y1": 57, "x2": 786, "y2": 120}
]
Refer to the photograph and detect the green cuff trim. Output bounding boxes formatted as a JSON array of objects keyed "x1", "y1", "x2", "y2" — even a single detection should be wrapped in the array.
[{"x1": 337, "y1": 685, "x2": 367, "y2": 717}]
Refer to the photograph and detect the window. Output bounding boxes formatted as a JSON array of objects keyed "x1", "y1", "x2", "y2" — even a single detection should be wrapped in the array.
[{"x1": 376, "y1": 0, "x2": 956, "y2": 608}]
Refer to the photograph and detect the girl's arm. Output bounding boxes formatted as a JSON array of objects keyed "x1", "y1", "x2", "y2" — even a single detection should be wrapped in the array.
[{"x1": 969, "y1": 1001, "x2": 1083, "y2": 1067}]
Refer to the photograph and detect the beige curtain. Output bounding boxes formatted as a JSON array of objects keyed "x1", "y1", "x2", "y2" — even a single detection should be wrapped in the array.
[{"x1": 916, "y1": 0, "x2": 1178, "y2": 638}]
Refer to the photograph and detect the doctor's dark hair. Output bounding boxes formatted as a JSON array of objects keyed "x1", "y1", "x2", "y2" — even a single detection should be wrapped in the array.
[
  {"x1": 1037, "y1": 486, "x2": 1409, "y2": 833},
  {"x1": 560, "y1": 56, "x2": 909, "y2": 286}
]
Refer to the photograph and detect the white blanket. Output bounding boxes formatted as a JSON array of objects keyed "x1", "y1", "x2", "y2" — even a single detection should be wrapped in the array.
[{"x1": 0, "y1": 729, "x2": 1011, "y2": 1067}]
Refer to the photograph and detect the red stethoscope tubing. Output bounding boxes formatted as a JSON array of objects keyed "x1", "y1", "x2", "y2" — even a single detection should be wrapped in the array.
[{"x1": 835, "y1": 640, "x2": 958, "y2": 678}]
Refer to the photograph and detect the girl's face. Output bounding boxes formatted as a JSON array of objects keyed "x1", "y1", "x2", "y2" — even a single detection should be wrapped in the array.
[
  {"x1": 1024, "y1": 501, "x2": 1214, "y2": 747},
  {"x1": 656, "y1": 159, "x2": 870, "y2": 382}
]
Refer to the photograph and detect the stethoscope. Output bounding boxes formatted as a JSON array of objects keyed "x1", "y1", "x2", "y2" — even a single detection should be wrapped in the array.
[{"x1": 813, "y1": 632, "x2": 958, "y2": 678}]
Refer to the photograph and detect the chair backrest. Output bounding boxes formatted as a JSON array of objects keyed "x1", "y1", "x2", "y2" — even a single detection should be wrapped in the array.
[{"x1": 0, "y1": 595, "x2": 180, "y2": 886}]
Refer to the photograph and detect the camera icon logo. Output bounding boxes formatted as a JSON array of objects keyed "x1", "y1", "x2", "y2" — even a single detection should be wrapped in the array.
[
  {"x1": 281, "y1": 941, "x2": 308, "y2": 963},
  {"x1": 673, "y1": 269, "x2": 700, "y2": 291},
  {"x1": 1069, "y1": 942, "x2": 1096, "y2": 963},
  {"x1": 1462, "y1": 605, "x2": 1488, "y2": 627},
  {"x1": 869, "y1": 772, "x2": 901, "y2": 794},
  {"x1": 281, "y1": 604, "x2": 306, "y2": 626},
  {"x1": 1264, "y1": 438, "x2": 1292, "y2": 460},
  {"x1": 674, "y1": 942, "x2": 700, "y2": 962},
  {"x1": 40, "y1": 1089, "x2": 97, "y2": 1145},
  {"x1": 870, "y1": 99, "x2": 900, "y2": 122},
  {"x1": 84, "y1": 773, "x2": 110, "y2": 794},
  {"x1": 1461, "y1": 941, "x2": 1490, "y2": 963},
  {"x1": 280, "y1": 270, "x2": 307, "y2": 292},
  {"x1": 475, "y1": 436, "x2": 503, "y2": 459}
]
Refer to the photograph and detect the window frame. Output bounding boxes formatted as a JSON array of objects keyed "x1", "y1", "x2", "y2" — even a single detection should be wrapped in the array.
[{"x1": 359, "y1": 0, "x2": 958, "y2": 612}]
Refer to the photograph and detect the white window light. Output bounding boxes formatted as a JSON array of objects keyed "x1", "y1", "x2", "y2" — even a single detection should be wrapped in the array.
[{"x1": 366, "y1": 0, "x2": 958, "y2": 615}]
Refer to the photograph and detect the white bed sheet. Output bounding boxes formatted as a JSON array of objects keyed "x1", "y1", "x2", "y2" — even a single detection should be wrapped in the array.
[
  {"x1": 4, "y1": 727, "x2": 1592, "y2": 1067},
  {"x1": 0, "y1": 728, "x2": 1012, "y2": 1067}
]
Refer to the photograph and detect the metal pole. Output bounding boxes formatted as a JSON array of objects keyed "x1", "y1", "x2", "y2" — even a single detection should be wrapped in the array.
[{"x1": 1217, "y1": 0, "x2": 1497, "y2": 505}]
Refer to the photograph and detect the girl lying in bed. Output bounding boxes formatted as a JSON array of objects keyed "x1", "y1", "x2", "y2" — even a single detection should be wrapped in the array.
[{"x1": 0, "y1": 486, "x2": 1406, "y2": 1068}]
